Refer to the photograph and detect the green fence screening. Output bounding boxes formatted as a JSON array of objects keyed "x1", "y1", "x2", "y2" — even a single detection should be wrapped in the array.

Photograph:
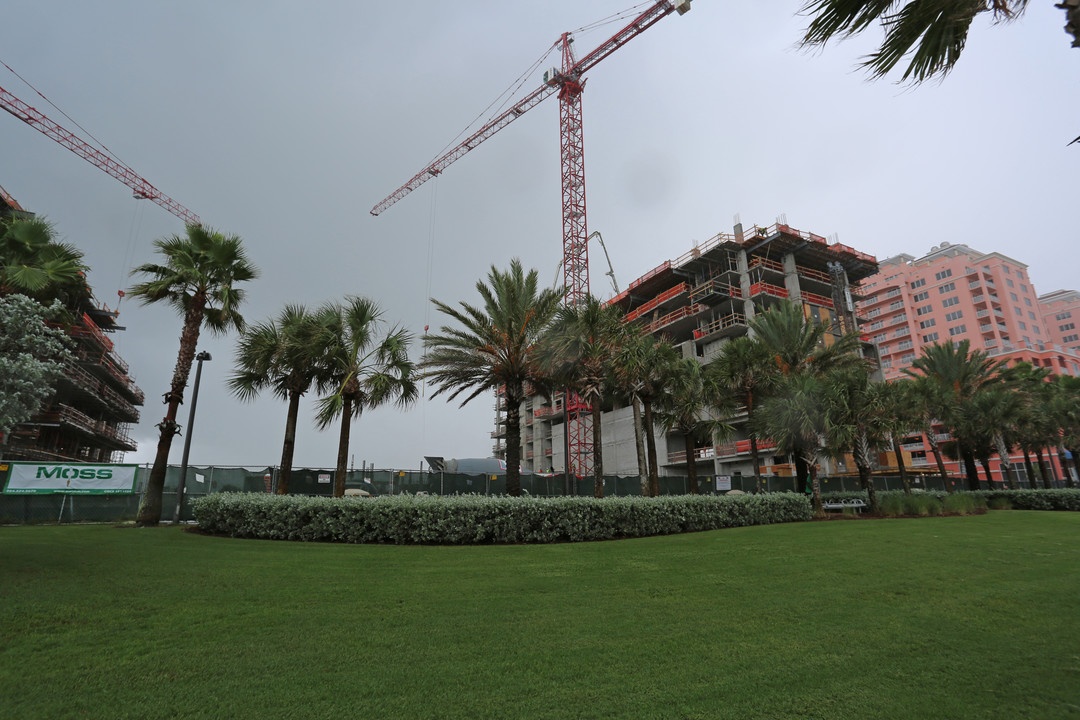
[{"x1": 0, "y1": 461, "x2": 1059, "y2": 525}]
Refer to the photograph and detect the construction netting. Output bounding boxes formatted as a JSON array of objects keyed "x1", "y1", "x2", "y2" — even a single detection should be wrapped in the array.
[{"x1": 0, "y1": 462, "x2": 1053, "y2": 525}]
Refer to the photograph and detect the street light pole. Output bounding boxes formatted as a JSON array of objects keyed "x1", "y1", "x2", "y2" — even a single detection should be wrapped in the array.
[{"x1": 174, "y1": 350, "x2": 211, "y2": 523}]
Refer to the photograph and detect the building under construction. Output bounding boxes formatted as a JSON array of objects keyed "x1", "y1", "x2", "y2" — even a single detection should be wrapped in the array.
[
  {"x1": 1, "y1": 186, "x2": 143, "y2": 463},
  {"x1": 493, "y1": 218, "x2": 880, "y2": 483}
]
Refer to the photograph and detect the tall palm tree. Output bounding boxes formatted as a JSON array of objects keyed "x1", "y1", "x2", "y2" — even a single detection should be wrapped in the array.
[
  {"x1": 613, "y1": 336, "x2": 680, "y2": 497},
  {"x1": 798, "y1": 1, "x2": 1039, "y2": 84},
  {"x1": 610, "y1": 329, "x2": 652, "y2": 495},
  {"x1": 312, "y1": 297, "x2": 418, "y2": 498},
  {"x1": 749, "y1": 301, "x2": 863, "y2": 491},
  {"x1": 540, "y1": 296, "x2": 627, "y2": 498},
  {"x1": 655, "y1": 358, "x2": 733, "y2": 496},
  {"x1": 756, "y1": 372, "x2": 830, "y2": 514},
  {"x1": 708, "y1": 334, "x2": 777, "y2": 494},
  {"x1": 821, "y1": 363, "x2": 889, "y2": 514},
  {"x1": 1002, "y1": 361, "x2": 1058, "y2": 489},
  {"x1": 129, "y1": 225, "x2": 258, "y2": 526},
  {"x1": 904, "y1": 340, "x2": 1004, "y2": 491},
  {"x1": 228, "y1": 305, "x2": 321, "y2": 495},
  {"x1": 423, "y1": 260, "x2": 562, "y2": 497},
  {"x1": 0, "y1": 216, "x2": 88, "y2": 304},
  {"x1": 879, "y1": 379, "x2": 923, "y2": 494}
]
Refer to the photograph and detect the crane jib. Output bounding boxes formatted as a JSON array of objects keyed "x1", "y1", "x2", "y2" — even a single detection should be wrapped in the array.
[{"x1": 369, "y1": 0, "x2": 690, "y2": 217}]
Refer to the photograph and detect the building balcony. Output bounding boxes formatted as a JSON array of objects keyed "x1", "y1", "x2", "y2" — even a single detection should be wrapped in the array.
[
  {"x1": 626, "y1": 282, "x2": 690, "y2": 322},
  {"x1": 693, "y1": 312, "x2": 747, "y2": 342}
]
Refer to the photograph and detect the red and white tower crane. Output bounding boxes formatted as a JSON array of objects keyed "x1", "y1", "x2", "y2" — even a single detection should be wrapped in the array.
[
  {"x1": 372, "y1": 0, "x2": 692, "y2": 478},
  {"x1": 0, "y1": 83, "x2": 200, "y2": 226}
]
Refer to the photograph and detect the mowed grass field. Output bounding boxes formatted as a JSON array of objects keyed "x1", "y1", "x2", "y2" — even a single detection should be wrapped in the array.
[{"x1": 2, "y1": 512, "x2": 1078, "y2": 719}]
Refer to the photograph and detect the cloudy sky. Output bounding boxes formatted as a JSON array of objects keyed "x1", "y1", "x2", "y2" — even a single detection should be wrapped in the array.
[{"x1": 3, "y1": 1, "x2": 1077, "y2": 471}]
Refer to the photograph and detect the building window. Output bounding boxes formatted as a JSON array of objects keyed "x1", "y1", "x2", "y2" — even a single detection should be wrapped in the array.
[
  {"x1": 1062, "y1": 323, "x2": 1076, "y2": 332},
  {"x1": 1021, "y1": 284, "x2": 1028, "y2": 292},
  {"x1": 1015, "y1": 307, "x2": 1022, "y2": 316},
  {"x1": 923, "y1": 332, "x2": 939, "y2": 342},
  {"x1": 942, "y1": 297, "x2": 960, "y2": 308},
  {"x1": 1003, "y1": 266, "x2": 1012, "y2": 275},
  {"x1": 945, "y1": 310, "x2": 963, "y2": 322},
  {"x1": 910, "y1": 278, "x2": 926, "y2": 289},
  {"x1": 917, "y1": 305, "x2": 934, "y2": 315},
  {"x1": 1034, "y1": 326, "x2": 1041, "y2": 335},
  {"x1": 901, "y1": 353, "x2": 916, "y2": 363},
  {"x1": 949, "y1": 325, "x2": 967, "y2": 336},
  {"x1": 898, "y1": 340, "x2": 914, "y2": 351},
  {"x1": 1028, "y1": 311, "x2": 1036, "y2": 321},
  {"x1": 919, "y1": 318, "x2": 936, "y2": 329},
  {"x1": 1056, "y1": 311, "x2": 1072, "y2": 321},
  {"x1": 1024, "y1": 297, "x2": 1032, "y2": 307},
  {"x1": 1018, "y1": 321, "x2": 1027, "y2": 330},
  {"x1": 934, "y1": 269, "x2": 952, "y2": 281},
  {"x1": 873, "y1": 333, "x2": 887, "y2": 343},
  {"x1": 1006, "y1": 278, "x2": 1014, "y2": 287},
  {"x1": 1010, "y1": 292, "x2": 1019, "y2": 302},
  {"x1": 1064, "y1": 334, "x2": 1080, "y2": 343},
  {"x1": 913, "y1": 291, "x2": 929, "y2": 302}
]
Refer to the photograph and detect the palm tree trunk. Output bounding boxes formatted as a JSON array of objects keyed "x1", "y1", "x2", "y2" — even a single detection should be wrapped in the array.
[
  {"x1": 277, "y1": 389, "x2": 302, "y2": 495},
  {"x1": 1066, "y1": 446, "x2": 1079, "y2": 489},
  {"x1": 926, "y1": 427, "x2": 952, "y2": 493},
  {"x1": 644, "y1": 398, "x2": 660, "y2": 497},
  {"x1": 749, "y1": 435, "x2": 762, "y2": 494},
  {"x1": 334, "y1": 396, "x2": 352, "y2": 498},
  {"x1": 684, "y1": 432, "x2": 698, "y2": 495},
  {"x1": 592, "y1": 403, "x2": 604, "y2": 498},
  {"x1": 996, "y1": 434, "x2": 1017, "y2": 489},
  {"x1": 959, "y1": 443, "x2": 981, "y2": 491},
  {"x1": 980, "y1": 457, "x2": 994, "y2": 488},
  {"x1": 856, "y1": 433, "x2": 878, "y2": 514},
  {"x1": 1034, "y1": 447, "x2": 1052, "y2": 489},
  {"x1": 136, "y1": 303, "x2": 205, "y2": 527},
  {"x1": 632, "y1": 396, "x2": 648, "y2": 496},
  {"x1": 802, "y1": 448, "x2": 822, "y2": 515},
  {"x1": 892, "y1": 435, "x2": 911, "y2": 495},
  {"x1": 794, "y1": 454, "x2": 809, "y2": 495},
  {"x1": 747, "y1": 396, "x2": 762, "y2": 494},
  {"x1": 504, "y1": 386, "x2": 523, "y2": 497},
  {"x1": 1023, "y1": 449, "x2": 1037, "y2": 489}
]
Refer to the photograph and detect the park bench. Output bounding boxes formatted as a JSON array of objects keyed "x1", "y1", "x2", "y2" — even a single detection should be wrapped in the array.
[{"x1": 822, "y1": 499, "x2": 867, "y2": 512}]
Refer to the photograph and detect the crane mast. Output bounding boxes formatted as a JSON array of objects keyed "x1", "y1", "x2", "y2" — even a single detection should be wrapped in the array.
[
  {"x1": 0, "y1": 84, "x2": 200, "y2": 226},
  {"x1": 373, "y1": 0, "x2": 691, "y2": 480}
]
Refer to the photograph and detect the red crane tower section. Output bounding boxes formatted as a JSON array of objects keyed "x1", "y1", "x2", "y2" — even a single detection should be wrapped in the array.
[
  {"x1": 0, "y1": 84, "x2": 200, "y2": 226},
  {"x1": 372, "y1": 0, "x2": 691, "y2": 479}
]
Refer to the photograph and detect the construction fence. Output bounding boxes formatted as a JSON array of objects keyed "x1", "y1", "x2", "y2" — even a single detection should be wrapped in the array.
[{"x1": 0, "y1": 462, "x2": 1065, "y2": 525}]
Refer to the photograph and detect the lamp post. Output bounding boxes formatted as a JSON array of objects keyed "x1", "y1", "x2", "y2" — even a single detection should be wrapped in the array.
[{"x1": 174, "y1": 350, "x2": 211, "y2": 523}]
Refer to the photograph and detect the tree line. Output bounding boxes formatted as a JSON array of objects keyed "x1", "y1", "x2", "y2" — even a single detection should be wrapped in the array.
[{"x1": 6, "y1": 220, "x2": 1078, "y2": 525}]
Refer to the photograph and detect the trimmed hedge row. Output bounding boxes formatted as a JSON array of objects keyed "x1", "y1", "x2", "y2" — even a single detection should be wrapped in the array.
[
  {"x1": 824, "y1": 488, "x2": 1080, "y2": 511},
  {"x1": 192, "y1": 492, "x2": 812, "y2": 545}
]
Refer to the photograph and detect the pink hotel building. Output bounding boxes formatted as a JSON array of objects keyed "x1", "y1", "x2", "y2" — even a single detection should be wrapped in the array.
[{"x1": 856, "y1": 241, "x2": 1080, "y2": 483}]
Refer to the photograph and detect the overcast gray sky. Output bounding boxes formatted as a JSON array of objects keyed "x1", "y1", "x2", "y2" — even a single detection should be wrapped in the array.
[{"x1": 3, "y1": 1, "x2": 1077, "y2": 471}]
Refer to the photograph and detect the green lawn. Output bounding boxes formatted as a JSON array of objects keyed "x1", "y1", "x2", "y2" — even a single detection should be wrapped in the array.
[{"x1": 2, "y1": 512, "x2": 1079, "y2": 719}]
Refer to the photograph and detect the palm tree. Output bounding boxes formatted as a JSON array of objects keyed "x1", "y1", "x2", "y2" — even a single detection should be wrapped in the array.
[
  {"x1": 610, "y1": 329, "x2": 652, "y2": 495},
  {"x1": 821, "y1": 363, "x2": 889, "y2": 514},
  {"x1": 798, "y1": 1, "x2": 1043, "y2": 84},
  {"x1": 708, "y1": 335, "x2": 777, "y2": 494},
  {"x1": 612, "y1": 336, "x2": 680, "y2": 497},
  {"x1": 904, "y1": 340, "x2": 1004, "y2": 491},
  {"x1": 749, "y1": 301, "x2": 863, "y2": 491},
  {"x1": 756, "y1": 372, "x2": 830, "y2": 514},
  {"x1": 312, "y1": 297, "x2": 418, "y2": 498},
  {"x1": 0, "y1": 216, "x2": 88, "y2": 304},
  {"x1": 228, "y1": 305, "x2": 321, "y2": 495},
  {"x1": 540, "y1": 296, "x2": 627, "y2": 498},
  {"x1": 1002, "y1": 361, "x2": 1058, "y2": 489},
  {"x1": 423, "y1": 260, "x2": 562, "y2": 497},
  {"x1": 879, "y1": 379, "x2": 923, "y2": 494},
  {"x1": 129, "y1": 225, "x2": 258, "y2": 526},
  {"x1": 655, "y1": 358, "x2": 733, "y2": 496}
]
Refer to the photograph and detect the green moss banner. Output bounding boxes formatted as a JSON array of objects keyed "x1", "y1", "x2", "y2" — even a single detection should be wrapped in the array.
[{"x1": 2, "y1": 463, "x2": 138, "y2": 494}]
